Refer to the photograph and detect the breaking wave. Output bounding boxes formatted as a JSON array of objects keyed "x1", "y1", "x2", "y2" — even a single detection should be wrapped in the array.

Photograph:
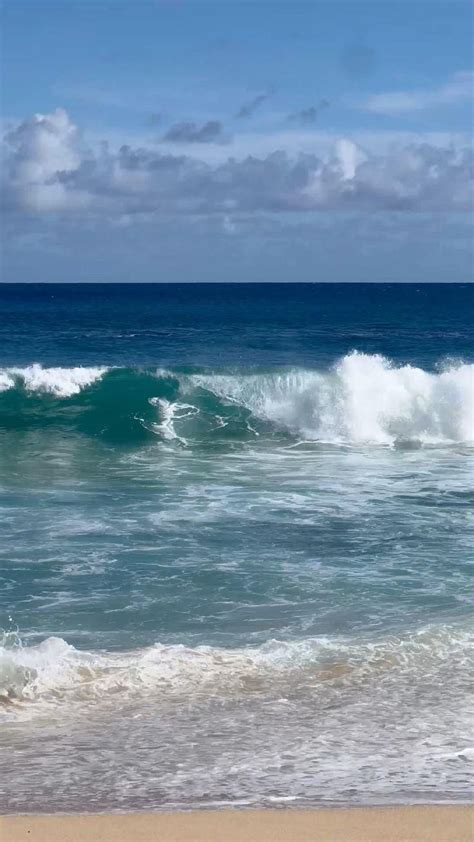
[
  {"x1": 186, "y1": 353, "x2": 473, "y2": 444},
  {"x1": 1, "y1": 624, "x2": 472, "y2": 714},
  {"x1": 0, "y1": 353, "x2": 472, "y2": 445},
  {"x1": 0, "y1": 364, "x2": 108, "y2": 397}
]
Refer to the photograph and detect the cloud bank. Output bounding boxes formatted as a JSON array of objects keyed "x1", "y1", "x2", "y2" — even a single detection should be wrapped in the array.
[{"x1": 3, "y1": 108, "x2": 473, "y2": 221}]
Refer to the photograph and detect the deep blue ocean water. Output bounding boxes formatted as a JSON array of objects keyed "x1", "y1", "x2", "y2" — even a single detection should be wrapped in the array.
[
  {"x1": 0, "y1": 283, "x2": 473, "y2": 812},
  {"x1": 1, "y1": 282, "x2": 472, "y2": 369}
]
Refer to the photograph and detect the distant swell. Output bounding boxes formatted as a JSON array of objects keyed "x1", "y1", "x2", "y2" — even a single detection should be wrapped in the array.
[{"x1": 0, "y1": 353, "x2": 472, "y2": 445}]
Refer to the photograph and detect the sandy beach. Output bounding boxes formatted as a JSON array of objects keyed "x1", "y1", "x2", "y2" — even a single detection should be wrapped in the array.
[{"x1": 2, "y1": 806, "x2": 473, "y2": 842}]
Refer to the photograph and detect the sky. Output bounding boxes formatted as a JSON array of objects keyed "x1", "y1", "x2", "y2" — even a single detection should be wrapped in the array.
[{"x1": 1, "y1": 0, "x2": 473, "y2": 282}]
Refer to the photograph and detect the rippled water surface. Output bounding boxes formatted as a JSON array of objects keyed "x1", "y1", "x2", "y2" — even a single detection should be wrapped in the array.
[{"x1": 0, "y1": 283, "x2": 473, "y2": 812}]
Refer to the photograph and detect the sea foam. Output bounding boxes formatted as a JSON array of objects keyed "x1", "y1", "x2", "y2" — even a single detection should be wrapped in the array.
[
  {"x1": 187, "y1": 352, "x2": 474, "y2": 444},
  {"x1": 1, "y1": 624, "x2": 472, "y2": 714},
  {"x1": 0, "y1": 364, "x2": 108, "y2": 397}
]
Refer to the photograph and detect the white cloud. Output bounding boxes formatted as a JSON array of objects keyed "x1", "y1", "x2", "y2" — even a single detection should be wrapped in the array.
[
  {"x1": 335, "y1": 138, "x2": 368, "y2": 180},
  {"x1": 3, "y1": 108, "x2": 90, "y2": 212},
  {"x1": 2, "y1": 107, "x2": 473, "y2": 218},
  {"x1": 363, "y1": 71, "x2": 473, "y2": 116}
]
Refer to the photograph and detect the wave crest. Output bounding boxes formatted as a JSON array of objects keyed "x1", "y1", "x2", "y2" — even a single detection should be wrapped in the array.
[
  {"x1": 185, "y1": 353, "x2": 473, "y2": 444},
  {"x1": 0, "y1": 354, "x2": 472, "y2": 445},
  {"x1": 0, "y1": 364, "x2": 108, "y2": 397}
]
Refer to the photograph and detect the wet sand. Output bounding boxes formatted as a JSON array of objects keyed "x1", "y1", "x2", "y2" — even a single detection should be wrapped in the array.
[{"x1": 2, "y1": 805, "x2": 473, "y2": 841}]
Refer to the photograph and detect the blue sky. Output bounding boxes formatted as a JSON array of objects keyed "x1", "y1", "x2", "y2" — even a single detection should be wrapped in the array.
[{"x1": 2, "y1": 0, "x2": 473, "y2": 282}]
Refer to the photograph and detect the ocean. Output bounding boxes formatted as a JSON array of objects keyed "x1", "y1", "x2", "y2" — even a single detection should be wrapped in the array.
[{"x1": 0, "y1": 282, "x2": 473, "y2": 813}]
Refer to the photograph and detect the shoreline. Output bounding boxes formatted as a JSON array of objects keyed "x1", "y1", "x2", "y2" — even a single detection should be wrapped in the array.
[{"x1": 2, "y1": 805, "x2": 473, "y2": 841}]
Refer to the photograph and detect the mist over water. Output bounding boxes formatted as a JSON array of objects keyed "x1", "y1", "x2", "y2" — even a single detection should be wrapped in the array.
[{"x1": 0, "y1": 284, "x2": 473, "y2": 812}]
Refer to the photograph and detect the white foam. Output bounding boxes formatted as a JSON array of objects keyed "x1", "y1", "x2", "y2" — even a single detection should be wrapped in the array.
[
  {"x1": 2, "y1": 364, "x2": 108, "y2": 397},
  {"x1": 1, "y1": 624, "x2": 472, "y2": 713},
  {"x1": 0, "y1": 372, "x2": 15, "y2": 392},
  {"x1": 149, "y1": 397, "x2": 198, "y2": 442},
  {"x1": 189, "y1": 353, "x2": 474, "y2": 444}
]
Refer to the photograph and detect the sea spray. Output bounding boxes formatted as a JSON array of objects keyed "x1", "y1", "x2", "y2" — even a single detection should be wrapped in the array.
[{"x1": 185, "y1": 353, "x2": 474, "y2": 444}]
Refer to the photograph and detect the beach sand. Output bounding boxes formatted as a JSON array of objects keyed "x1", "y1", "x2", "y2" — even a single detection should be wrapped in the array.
[{"x1": 2, "y1": 806, "x2": 473, "y2": 842}]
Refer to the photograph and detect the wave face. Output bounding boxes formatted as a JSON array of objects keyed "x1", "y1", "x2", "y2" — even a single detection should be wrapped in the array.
[{"x1": 0, "y1": 353, "x2": 472, "y2": 446}]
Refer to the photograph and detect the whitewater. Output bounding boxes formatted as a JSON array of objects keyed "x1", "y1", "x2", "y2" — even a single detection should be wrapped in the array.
[
  {"x1": 0, "y1": 352, "x2": 472, "y2": 445},
  {"x1": 0, "y1": 283, "x2": 473, "y2": 813}
]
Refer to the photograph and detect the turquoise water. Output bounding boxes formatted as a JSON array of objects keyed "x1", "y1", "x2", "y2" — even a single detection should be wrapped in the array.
[{"x1": 0, "y1": 284, "x2": 473, "y2": 812}]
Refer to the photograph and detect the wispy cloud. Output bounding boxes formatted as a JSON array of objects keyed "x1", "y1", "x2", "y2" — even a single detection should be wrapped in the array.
[
  {"x1": 362, "y1": 71, "x2": 473, "y2": 116},
  {"x1": 236, "y1": 89, "x2": 274, "y2": 119},
  {"x1": 288, "y1": 100, "x2": 330, "y2": 125},
  {"x1": 162, "y1": 120, "x2": 226, "y2": 144}
]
